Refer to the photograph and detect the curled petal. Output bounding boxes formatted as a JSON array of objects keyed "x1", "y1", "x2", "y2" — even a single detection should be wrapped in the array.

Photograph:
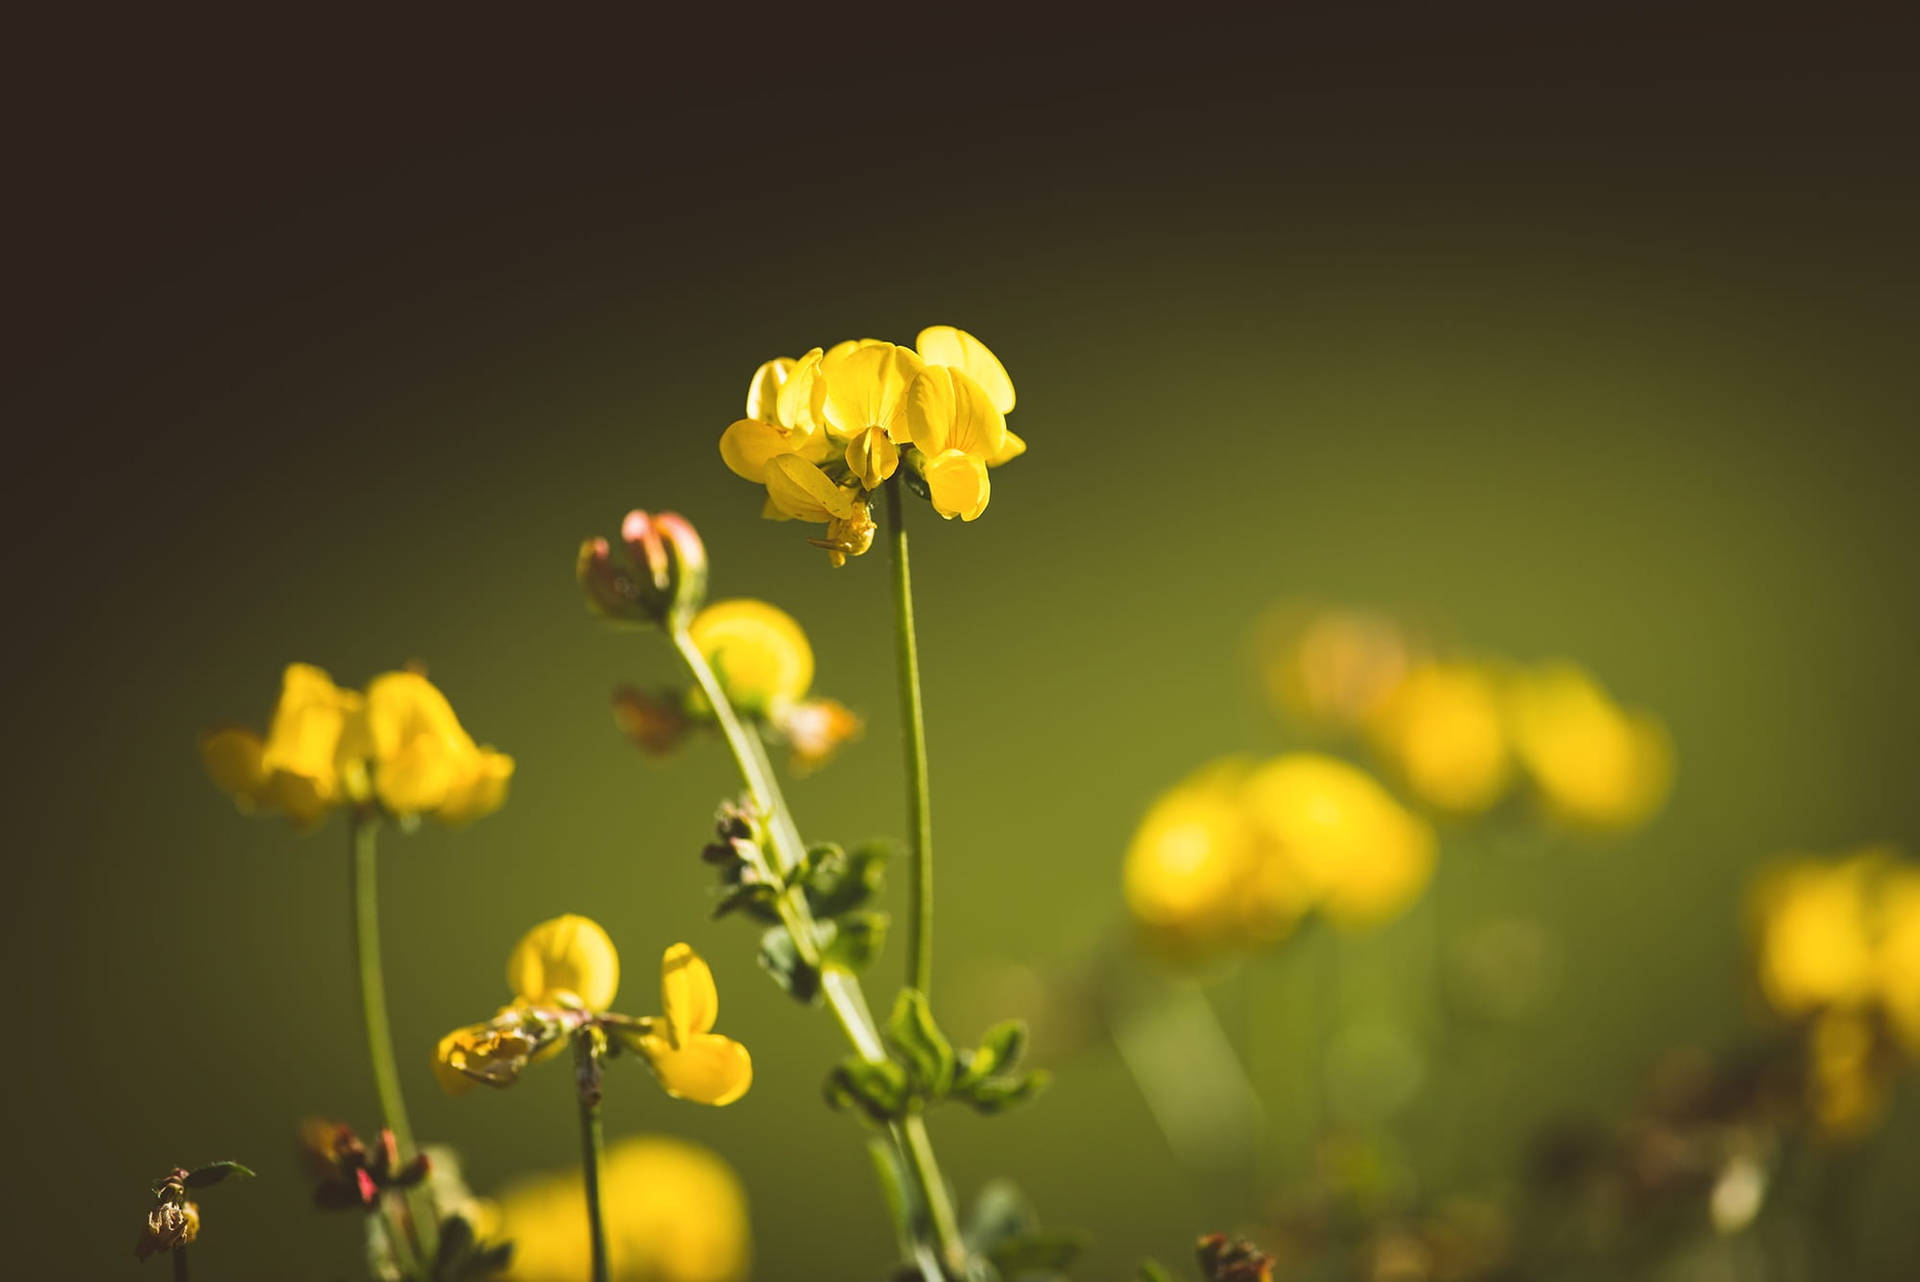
[
  {"x1": 821, "y1": 342, "x2": 924, "y2": 441},
  {"x1": 508, "y1": 915, "x2": 621, "y2": 1011},
  {"x1": 764, "y1": 455, "x2": 858, "y2": 523},
  {"x1": 845, "y1": 426, "x2": 899, "y2": 490},
  {"x1": 906, "y1": 366, "x2": 1007, "y2": 462},
  {"x1": 915, "y1": 325, "x2": 1015, "y2": 414},
  {"x1": 636, "y1": 1031, "x2": 753, "y2": 1106},
  {"x1": 720, "y1": 418, "x2": 810, "y2": 483},
  {"x1": 660, "y1": 942, "x2": 718, "y2": 1044},
  {"x1": 744, "y1": 357, "x2": 795, "y2": 421},
  {"x1": 773, "y1": 349, "x2": 828, "y2": 431},
  {"x1": 201, "y1": 727, "x2": 270, "y2": 810},
  {"x1": 988, "y1": 428, "x2": 1027, "y2": 467},
  {"x1": 921, "y1": 450, "x2": 991, "y2": 521}
]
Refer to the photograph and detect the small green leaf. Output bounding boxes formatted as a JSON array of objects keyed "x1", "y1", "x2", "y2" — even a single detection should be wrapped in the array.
[
  {"x1": 960, "y1": 1069, "x2": 1049, "y2": 1115},
  {"x1": 184, "y1": 1161, "x2": 256, "y2": 1188},
  {"x1": 1137, "y1": 1260, "x2": 1177, "y2": 1282},
  {"x1": 824, "y1": 1057, "x2": 911, "y2": 1125},
  {"x1": 822, "y1": 911, "x2": 888, "y2": 972},
  {"x1": 990, "y1": 1230, "x2": 1086, "y2": 1278},
  {"x1": 802, "y1": 840, "x2": 890, "y2": 917},
  {"x1": 756, "y1": 926, "x2": 821, "y2": 1005},
  {"x1": 957, "y1": 1020, "x2": 1029, "y2": 1089},
  {"x1": 964, "y1": 1177, "x2": 1038, "y2": 1251},
  {"x1": 886, "y1": 988, "x2": 956, "y2": 1099},
  {"x1": 710, "y1": 881, "x2": 780, "y2": 923}
]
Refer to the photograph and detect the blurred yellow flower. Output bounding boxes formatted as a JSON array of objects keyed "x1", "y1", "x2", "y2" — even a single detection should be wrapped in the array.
[
  {"x1": 688, "y1": 599, "x2": 814, "y2": 713},
  {"x1": 616, "y1": 944, "x2": 754, "y2": 1107},
  {"x1": 1507, "y1": 662, "x2": 1671, "y2": 830},
  {"x1": 495, "y1": 1136, "x2": 749, "y2": 1282},
  {"x1": 1878, "y1": 868, "x2": 1920, "y2": 1054},
  {"x1": 1254, "y1": 606, "x2": 1418, "y2": 736},
  {"x1": 1123, "y1": 759, "x2": 1271, "y2": 952},
  {"x1": 1123, "y1": 753, "x2": 1437, "y2": 954},
  {"x1": 717, "y1": 327, "x2": 1023, "y2": 560},
  {"x1": 1367, "y1": 661, "x2": 1513, "y2": 815},
  {"x1": 1242, "y1": 753, "x2": 1437, "y2": 929},
  {"x1": 1749, "y1": 854, "x2": 1883, "y2": 1017},
  {"x1": 509, "y1": 914, "x2": 621, "y2": 1011},
  {"x1": 203, "y1": 664, "x2": 513, "y2": 828}
]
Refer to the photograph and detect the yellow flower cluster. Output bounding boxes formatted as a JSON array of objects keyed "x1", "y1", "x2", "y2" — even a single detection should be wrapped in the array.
[
  {"x1": 1259, "y1": 608, "x2": 1672, "y2": 829},
  {"x1": 1748, "y1": 849, "x2": 1920, "y2": 1135},
  {"x1": 201, "y1": 663, "x2": 514, "y2": 828},
  {"x1": 718, "y1": 327, "x2": 1024, "y2": 562},
  {"x1": 435, "y1": 915, "x2": 752, "y2": 1108},
  {"x1": 493, "y1": 1136, "x2": 749, "y2": 1282},
  {"x1": 1123, "y1": 753, "x2": 1436, "y2": 953}
]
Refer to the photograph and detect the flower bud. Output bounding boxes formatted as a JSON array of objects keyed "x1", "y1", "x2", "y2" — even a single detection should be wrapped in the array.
[
  {"x1": 611, "y1": 686, "x2": 691, "y2": 756},
  {"x1": 135, "y1": 1201, "x2": 200, "y2": 1260},
  {"x1": 579, "y1": 511, "x2": 709, "y2": 627}
]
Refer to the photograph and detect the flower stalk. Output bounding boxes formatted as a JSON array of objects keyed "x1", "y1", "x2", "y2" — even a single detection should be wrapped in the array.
[
  {"x1": 885, "y1": 478, "x2": 936, "y2": 999},
  {"x1": 670, "y1": 626, "x2": 969, "y2": 1280},
  {"x1": 350, "y1": 811, "x2": 438, "y2": 1274},
  {"x1": 574, "y1": 1032, "x2": 612, "y2": 1282}
]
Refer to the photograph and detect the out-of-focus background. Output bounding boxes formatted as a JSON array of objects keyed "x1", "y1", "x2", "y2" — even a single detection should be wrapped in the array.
[{"x1": 6, "y1": 10, "x2": 1918, "y2": 1280}]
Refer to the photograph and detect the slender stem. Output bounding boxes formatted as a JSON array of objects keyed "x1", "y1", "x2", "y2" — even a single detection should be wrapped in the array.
[
  {"x1": 575, "y1": 1036, "x2": 612, "y2": 1282},
  {"x1": 172, "y1": 1246, "x2": 189, "y2": 1282},
  {"x1": 350, "y1": 812, "x2": 438, "y2": 1274},
  {"x1": 885, "y1": 479, "x2": 936, "y2": 998},
  {"x1": 671, "y1": 627, "x2": 967, "y2": 1279}
]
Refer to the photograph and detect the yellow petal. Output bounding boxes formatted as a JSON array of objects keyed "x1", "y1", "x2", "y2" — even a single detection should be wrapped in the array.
[
  {"x1": 433, "y1": 1029, "x2": 481, "y2": 1097},
  {"x1": 201, "y1": 727, "x2": 270, "y2": 809},
  {"x1": 764, "y1": 454, "x2": 857, "y2": 523},
  {"x1": 988, "y1": 428, "x2": 1027, "y2": 467},
  {"x1": 660, "y1": 942, "x2": 718, "y2": 1043},
  {"x1": 744, "y1": 357, "x2": 795, "y2": 421},
  {"x1": 821, "y1": 342, "x2": 924, "y2": 441},
  {"x1": 916, "y1": 325, "x2": 1015, "y2": 414},
  {"x1": 845, "y1": 426, "x2": 899, "y2": 491},
  {"x1": 921, "y1": 449, "x2": 990, "y2": 521},
  {"x1": 637, "y1": 1032, "x2": 753, "y2": 1106},
  {"x1": 772, "y1": 348, "x2": 828, "y2": 431},
  {"x1": 720, "y1": 418, "x2": 811, "y2": 483},
  {"x1": 435, "y1": 750, "x2": 515, "y2": 825},
  {"x1": 906, "y1": 365, "x2": 1006, "y2": 461},
  {"x1": 689, "y1": 599, "x2": 815, "y2": 709},
  {"x1": 260, "y1": 663, "x2": 355, "y2": 804},
  {"x1": 508, "y1": 915, "x2": 621, "y2": 1011}
]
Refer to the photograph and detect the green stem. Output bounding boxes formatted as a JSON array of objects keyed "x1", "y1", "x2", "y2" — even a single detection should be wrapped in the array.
[
  {"x1": 350, "y1": 812, "x2": 438, "y2": 1274},
  {"x1": 885, "y1": 478, "x2": 936, "y2": 998},
  {"x1": 172, "y1": 1245, "x2": 189, "y2": 1282},
  {"x1": 575, "y1": 1037, "x2": 611, "y2": 1282},
  {"x1": 671, "y1": 627, "x2": 967, "y2": 1280}
]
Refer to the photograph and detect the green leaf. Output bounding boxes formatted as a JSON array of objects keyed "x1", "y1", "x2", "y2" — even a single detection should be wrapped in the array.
[
  {"x1": 960, "y1": 1069, "x2": 1049, "y2": 1115},
  {"x1": 824, "y1": 1057, "x2": 911, "y2": 1125},
  {"x1": 822, "y1": 911, "x2": 888, "y2": 972},
  {"x1": 756, "y1": 926, "x2": 822, "y2": 1005},
  {"x1": 1137, "y1": 1260, "x2": 1177, "y2": 1282},
  {"x1": 990, "y1": 1230, "x2": 1086, "y2": 1278},
  {"x1": 886, "y1": 988, "x2": 956, "y2": 1099},
  {"x1": 957, "y1": 1020, "x2": 1029, "y2": 1089},
  {"x1": 710, "y1": 880, "x2": 780, "y2": 923},
  {"x1": 964, "y1": 1177, "x2": 1038, "y2": 1251},
  {"x1": 802, "y1": 840, "x2": 890, "y2": 917},
  {"x1": 184, "y1": 1161, "x2": 256, "y2": 1188}
]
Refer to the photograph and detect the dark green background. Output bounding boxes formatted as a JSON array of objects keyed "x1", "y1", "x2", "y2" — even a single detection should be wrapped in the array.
[{"x1": 8, "y1": 11, "x2": 1918, "y2": 1279}]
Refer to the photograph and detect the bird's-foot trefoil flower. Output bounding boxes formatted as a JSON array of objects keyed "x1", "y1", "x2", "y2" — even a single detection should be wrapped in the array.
[{"x1": 717, "y1": 326, "x2": 1024, "y2": 565}]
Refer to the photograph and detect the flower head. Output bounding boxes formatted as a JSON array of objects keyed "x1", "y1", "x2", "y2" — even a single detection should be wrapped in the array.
[
  {"x1": 688, "y1": 599, "x2": 814, "y2": 714},
  {"x1": 203, "y1": 663, "x2": 513, "y2": 829},
  {"x1": 1507, "y1": 662, "x2": 1671, "y2": 830},
  {"x1": 718, "y1": 326, "x2": 1023, "y2": 564},
  {"x1": 1367, "y1": 660, "x2": 1513, "y2": 815},
  {"x1": 436, "y1": 920, "x2": 751, "y2": 1108}
]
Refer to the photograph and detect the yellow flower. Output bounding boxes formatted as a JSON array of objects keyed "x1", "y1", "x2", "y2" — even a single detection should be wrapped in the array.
[
  {"x1": 717, "y1": 326, "x2": 1022, "y2": 557},
  {"x1": 1242, "y1": 753, "x2": 1437, "y2": 929},
  {"x1": 433, "y1": 1020, "x2": 542, "y2": 1096},
  {"x1": 204, "y1": 665, "x2": 513, "y2": 828},
  {"x1": 687, "y1": 599, "x2": 814, "y2": 713},
  {"x1": 1368, "y1": 661, "x2": 1513, "y2": 815},
  {"x1": 1878, "y1": 867, "x2": 1920, "y2": 1055},
  {"x1": 1507, "y1": 663, "x2": 1671, "y2": 830},
  {"x1": 494, "y1": 1136, "x2": 750, "y2": 1282},
  {"x1": 200, "y1": 663, "x2": 363, "y2": 827},
  {"x1": 1123, "y1": 759, "x2": 1269, "y2": 952},
  {"x1": 1750, "y1": 856, "x2": 1880, "y2": 1017},
  {"x1": 1253, "y1": 605, "x2": 1418, "y2": 736},
  {"x1": 508, "y1": 914, "x2": 622, "y2": 1011},
  {"x1": 618, "y1": 944, "x2": 754, "y2": 1107}
]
